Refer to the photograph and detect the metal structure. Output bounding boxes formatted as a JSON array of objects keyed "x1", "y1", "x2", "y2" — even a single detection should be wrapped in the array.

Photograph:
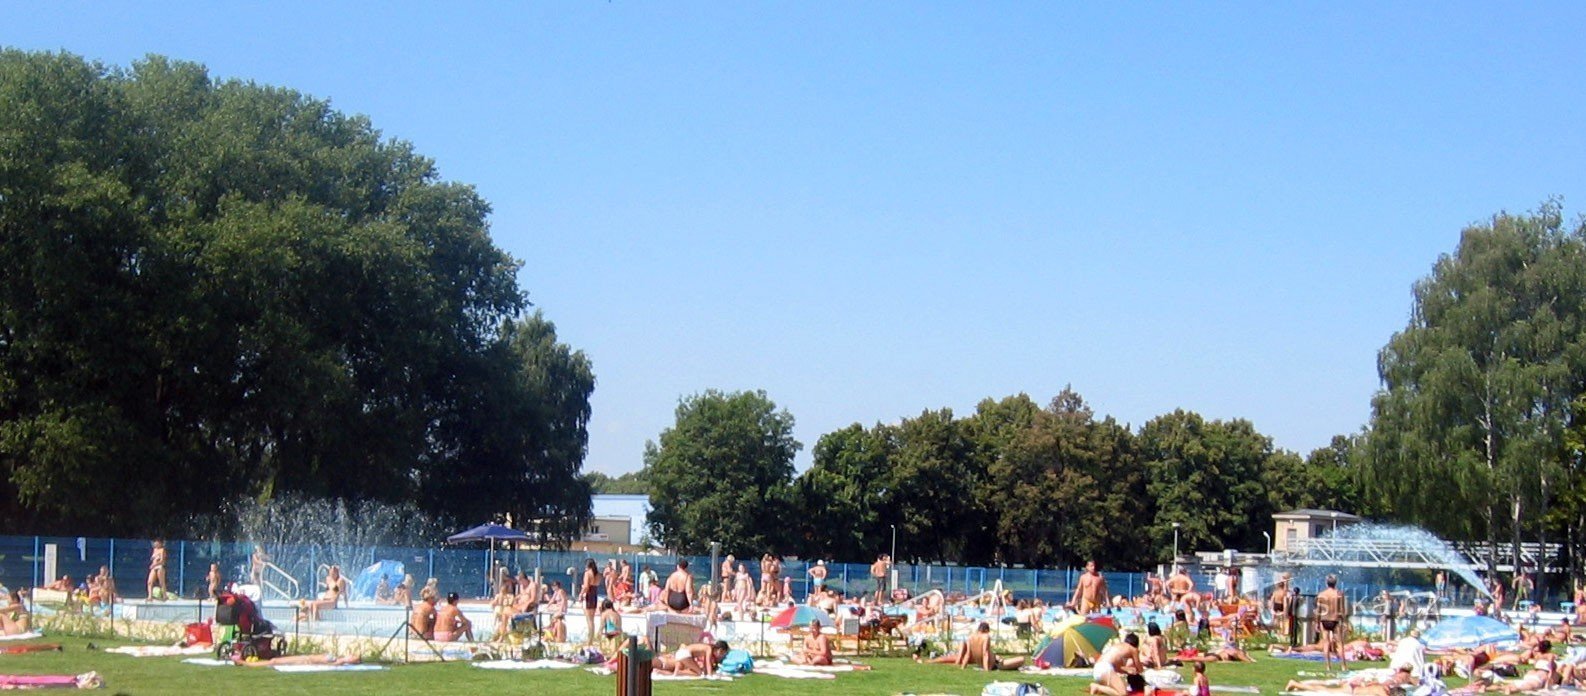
[
  {"x1": 1279, "y1": 537, "x2": 1481, "y2": 572},
  {"x1": 1452, "y1": 541, "x2": 1564, "y2": 573}
]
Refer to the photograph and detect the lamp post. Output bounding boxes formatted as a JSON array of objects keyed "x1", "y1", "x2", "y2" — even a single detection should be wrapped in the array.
[
  {"x1": 1263, "y1": 531, "x2": 1272, "y2": 556},
  {"x1": 1331, "y1": 512, "x2": 1339, "y2": 535},
  {"x1": 889, "y1": 525, "x2": 898, "y2": 593},
  {"x1": 1171, "y1": 522, "x2": 1181, "y2": 565}
]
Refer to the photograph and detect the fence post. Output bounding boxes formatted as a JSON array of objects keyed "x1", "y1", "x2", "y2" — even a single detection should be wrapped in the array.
[
  {"x1": 31, "y1": 537, "x2": 39, "y2": 589},
  {"x1": 428, "y1": 549, "x2": 435, "y2": 581},
  {"x1": 178, "y1": 541, "x2": 186, "y2": 597},
  {"x1": 108, "y1": 538, "x2": 115, "y2": 581}
]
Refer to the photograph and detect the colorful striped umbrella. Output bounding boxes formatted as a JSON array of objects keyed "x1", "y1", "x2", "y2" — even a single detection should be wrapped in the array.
[
  {"x1": 770, "y1": 604, "x2": 835, "y2": 629},
  {"x1": 1033, "y1": 615, "x2": 1118, "y2": 668}
]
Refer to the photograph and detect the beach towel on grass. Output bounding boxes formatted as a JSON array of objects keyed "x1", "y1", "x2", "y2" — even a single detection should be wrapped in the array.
[
  {"x1": 182, "y1": 658, "x2": 233, "y2": 667},
  {"x1": 0, "y1": 643, "x2": 61, "y2": 655},
  {"x1": 472, "y1": 659, "x2": 578, "y2": 670},
  {"x1": 756, "y1": 666, "x2": 835, "y2": 680},
  {"x1": 106, "y1": 645, "x2": 211, "y2": 657},
  {"x1": 273, "y1": 664, "x2": 385, "y2": 673},
  {"x1": 652, "y1": 673, "x2": 733, "y2": 681},
  {"x1": 0, "y1": 631, "x2": 44, "y2": 642},
  {"x1": 754, "y1": 660, "x2": 864, "y2": 673},
  {"x1": 0, "y1": 672, "x2": 101, "y2": 688},
  {"x1": 1018, "y1": 667, "x2": 1093, "y2": 677},
  {"x1": 1271, "y1": 652, "x2": 1330, "y2": 662}
]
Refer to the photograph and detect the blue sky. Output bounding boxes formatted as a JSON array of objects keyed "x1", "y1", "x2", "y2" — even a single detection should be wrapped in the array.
[{"x1": 7, "y1": 3, "x2": 1584, "y2": 474}]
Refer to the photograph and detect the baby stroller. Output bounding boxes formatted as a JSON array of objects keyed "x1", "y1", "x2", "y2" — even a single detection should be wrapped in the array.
[{"x1": 213, "y1": 590, "x2": 285, "y2": 661}]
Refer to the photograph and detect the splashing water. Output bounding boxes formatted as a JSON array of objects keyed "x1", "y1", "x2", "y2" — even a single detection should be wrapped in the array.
[
  {"x1": 187, "y1": 494, "x2": 441, "y2": 598},
  {"x1": 1247, "y1": 523, "x2": 1491, "y2": 603}
]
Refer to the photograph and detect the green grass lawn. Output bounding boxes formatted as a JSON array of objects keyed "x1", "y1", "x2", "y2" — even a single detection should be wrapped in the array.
[{"x1": 0, "y1": 635, "x2": 1387, "y2": 695}]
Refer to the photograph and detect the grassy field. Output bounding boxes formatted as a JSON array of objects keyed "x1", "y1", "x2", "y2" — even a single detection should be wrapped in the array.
[{"x1": 0, "y1": 634, "x2": 1388, "y2": 696}]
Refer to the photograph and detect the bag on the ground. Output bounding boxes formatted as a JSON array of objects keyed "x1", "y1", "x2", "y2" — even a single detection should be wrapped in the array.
[{"x1": 718, "y1": 649, "x2": 754, "y2": 675}]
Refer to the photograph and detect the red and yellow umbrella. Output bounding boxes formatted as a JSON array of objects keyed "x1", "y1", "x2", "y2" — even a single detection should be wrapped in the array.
[{"x1": 1033, "y1": 615, "x2": 1118, "y2": 668}]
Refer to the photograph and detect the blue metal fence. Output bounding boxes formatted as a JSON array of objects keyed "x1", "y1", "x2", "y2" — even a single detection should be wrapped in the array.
[{"x1": 0, "y1": 535, "x2": 1527, "y2": 609}]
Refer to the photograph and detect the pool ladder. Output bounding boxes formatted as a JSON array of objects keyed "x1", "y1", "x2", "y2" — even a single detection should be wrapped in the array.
[{"x1": 260, "y1": 562, "x2": 299, "y2": 601}]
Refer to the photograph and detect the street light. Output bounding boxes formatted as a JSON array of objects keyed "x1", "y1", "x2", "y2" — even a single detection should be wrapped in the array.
[
  {"x1": 1262, "y1": 531, "x2": 1272, "y2": 556},
  {"x1": 1171, "y1": 522, "x2": 1181, "y2": 565},
  {"x1": 889, "y1": 525, "x2": 898, "y2": 593}
]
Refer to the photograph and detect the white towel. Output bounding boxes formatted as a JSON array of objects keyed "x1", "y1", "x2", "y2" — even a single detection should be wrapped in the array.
[{"x1": 472, "y1": 659, "x2": 579, "y2": 670}]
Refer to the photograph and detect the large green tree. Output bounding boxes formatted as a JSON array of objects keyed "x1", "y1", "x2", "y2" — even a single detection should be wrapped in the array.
[
  {"x1": 0, "y1": 51, "x2": 593, "y2": 537},
  {"x1": 645, "y1": 390, "x2": 800, "y2": 555},
  {"x1": 1363, "y1": 203, "x2": 1586, "y2": 573},
  {"x1": 788, "y1": 423, "x2": 896, "y2": 561},
  {"x1": 980, "y1": 389, "x2": 1146, "y2": 568},
  {"x1": 1139, "y1": 410, "x2": 1273, "y2": 557}
]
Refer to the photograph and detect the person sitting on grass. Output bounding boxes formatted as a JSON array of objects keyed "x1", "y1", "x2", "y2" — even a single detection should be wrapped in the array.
[
  {"x1": 791, "y1": 619, "x2": 833, "y2": 666},
  {"x1": 546, "y1": 613, "x2": 568, "y2": 643},
  {"x1": 411, "y1": 589, "x2": 438, "y2": 640},
  {"x1": 957, "y1": 621, "x2": 1024, "y2": 671},
  {"x1": 435, "y1": 592, "x2": 474, "y2": 643},
  {"x1": 0, "y1": 589, "x2": 31, "y2": 635}
]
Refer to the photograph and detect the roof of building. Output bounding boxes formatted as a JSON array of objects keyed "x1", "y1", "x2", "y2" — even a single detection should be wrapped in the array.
[{"x1": 1272, "y1": 509, "x2": 1362, "y2": 521}]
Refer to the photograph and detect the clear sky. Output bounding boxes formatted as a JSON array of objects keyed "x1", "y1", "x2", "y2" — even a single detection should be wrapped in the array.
[{"x1": 6, "y1": 3, "x2": 1584, "y2": 474}]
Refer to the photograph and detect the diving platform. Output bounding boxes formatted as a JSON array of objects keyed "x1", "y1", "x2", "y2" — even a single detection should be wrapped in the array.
[{"x1": 1277, "y1": 537, "x2": 1481, "y2": 572}]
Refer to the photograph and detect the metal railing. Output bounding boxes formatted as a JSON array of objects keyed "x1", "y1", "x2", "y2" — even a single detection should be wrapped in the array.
[{"x1": 259, "y1": 562, "x2": 298, "y2": 601}]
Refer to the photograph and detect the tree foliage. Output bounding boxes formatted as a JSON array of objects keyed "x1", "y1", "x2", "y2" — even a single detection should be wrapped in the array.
[
  {"x1": 0, "y1": 51, "x2": 593, "y2": 537},
  {"x1": 1363, "y1": 202, "x2": 1586, "y2": 568},
  {"x1": 645, "y1": 390, "x2": 800, "y2": 555}
]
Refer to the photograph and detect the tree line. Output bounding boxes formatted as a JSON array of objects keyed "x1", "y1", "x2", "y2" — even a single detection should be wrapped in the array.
[
  {"x1": 0, "y1": 51, "x2": 595, "y2": 540},
  {"x1": 637, "y1": 205, "x2": 1586, "y2": 582},
  {"x1": 638, "y1": 388, "x2": 1366, "y2": 567}
]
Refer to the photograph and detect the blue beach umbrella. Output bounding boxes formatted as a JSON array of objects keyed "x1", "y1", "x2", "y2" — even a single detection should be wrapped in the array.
[{"x1": 1422, "y1": 615, "x2": 1518, "y2": 650}]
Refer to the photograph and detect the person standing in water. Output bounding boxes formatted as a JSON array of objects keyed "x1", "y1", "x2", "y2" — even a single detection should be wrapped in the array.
[{"x1": 1315, "y1": 574, "x2": 1348, "y2": 673}]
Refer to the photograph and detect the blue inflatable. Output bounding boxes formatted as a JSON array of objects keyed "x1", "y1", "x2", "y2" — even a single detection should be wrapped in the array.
[{"x1": 351, "y1": 560, "x2": 405, "y2": 601}]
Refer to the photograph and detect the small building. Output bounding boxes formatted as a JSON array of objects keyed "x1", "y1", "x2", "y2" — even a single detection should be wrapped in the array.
[
  {"x1": 574, "y1": 515, "x2": 634, "y2": 555},
  {"x1": 1273, "y1": 509, "x2": 1361, "y2": 552}
]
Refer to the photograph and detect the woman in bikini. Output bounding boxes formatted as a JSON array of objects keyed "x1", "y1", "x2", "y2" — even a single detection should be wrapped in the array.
[
  {"x1": 146, "y1": 540, "x2": 167, "y2": 600},
  {"x1": 0, "y1": 589, "x2": 31, "y2": 635}
]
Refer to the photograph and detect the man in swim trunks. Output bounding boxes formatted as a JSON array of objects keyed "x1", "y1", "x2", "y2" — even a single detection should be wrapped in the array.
[
  {"x1": 664, "y1": 559, "x2": 694, "y2": 612},
  {"x1": 871, "y1": 554, "x2": 891, "y2": 604},
  {"x1": 435, "y1": 592, "x2": 474, "y2": 642},
  {"x1": 1072, "y1": 560, "x2": 1108, "y2": 615},
  {"x1": 956, "y1": 621, "x2": 1025, "y2": 671},
  {"x1": 1315, "y1": 574, "x2": 1348, "y2": 673},
  {"x1": 1167, "y1": 566, "x2": 1193, "y2": 603},
  {"x1": 792, "y1": 618, "x2": 833, "y2": 666},
  {"x1": 808, "y1": 560, "x2": 827, "y2": 602}
]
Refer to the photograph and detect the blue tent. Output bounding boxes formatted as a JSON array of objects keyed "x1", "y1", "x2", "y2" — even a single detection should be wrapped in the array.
[
  {"x1": 446, "y1": 523, "x2": 534, "y2": 597},
  {"x1": 445, "y1": 523, "x2": 534, "y2": 544},
  {"x1": 1422, "y1": 615, "x2": 1518, "y2": 650}
]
